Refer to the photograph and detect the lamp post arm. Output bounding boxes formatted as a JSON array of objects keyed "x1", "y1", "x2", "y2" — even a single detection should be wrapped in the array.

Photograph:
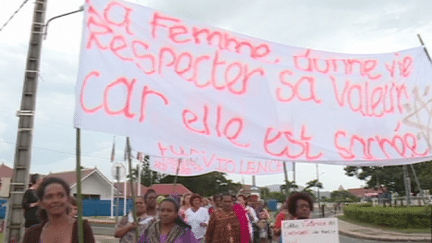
[{"x1": 43, "y1": 5, "x2": 84, "y2": 39}]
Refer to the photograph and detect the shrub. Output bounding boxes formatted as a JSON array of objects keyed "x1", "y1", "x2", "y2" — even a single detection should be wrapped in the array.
[
  {"x1": 343, "y1": 204, "x2": 431, "y2": 229},
  {"x1": 356, "y1": 203, "x2": 373, "y2": 207}
]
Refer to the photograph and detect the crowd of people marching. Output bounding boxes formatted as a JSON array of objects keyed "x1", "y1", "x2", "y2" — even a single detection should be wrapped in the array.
[{"x1": 20, "y1": 175, "x2": 314, "y2": 243}]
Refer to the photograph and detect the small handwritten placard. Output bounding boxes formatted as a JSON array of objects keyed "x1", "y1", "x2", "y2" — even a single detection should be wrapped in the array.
[{"x1": 281, "y1": 218, "x2": 339, "y2": 243}]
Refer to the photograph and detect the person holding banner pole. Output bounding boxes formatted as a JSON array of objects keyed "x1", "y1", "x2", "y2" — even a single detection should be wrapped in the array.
[{"x1": 115, "y1": 196, "x2": 152, "y2": 243}]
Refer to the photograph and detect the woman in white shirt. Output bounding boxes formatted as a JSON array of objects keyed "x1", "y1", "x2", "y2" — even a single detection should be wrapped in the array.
[{"x1": 185, "y1": 194, "x2": 209, "y2": 242}]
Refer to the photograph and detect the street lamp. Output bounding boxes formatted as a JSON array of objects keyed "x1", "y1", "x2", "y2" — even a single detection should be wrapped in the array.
[
  {"x1": 316, "y1": 164, "x2": 324, "y2": 208},
  {"x1": 43, "y1": 6, "x2": 84, "y2": 39}
]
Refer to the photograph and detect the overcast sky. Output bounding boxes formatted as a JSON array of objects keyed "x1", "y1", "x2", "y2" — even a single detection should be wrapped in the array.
[{"x1": 1, "y1": 0, "x2": 431, "y2": 192}]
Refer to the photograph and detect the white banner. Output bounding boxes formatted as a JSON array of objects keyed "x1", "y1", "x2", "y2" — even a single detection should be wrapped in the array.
[
  {"x1": 75, "y1": 0, "x2": 432, "y2": 176},
  {"x1": 281, "y1": 218, "x2": 339, "y2": 243}
]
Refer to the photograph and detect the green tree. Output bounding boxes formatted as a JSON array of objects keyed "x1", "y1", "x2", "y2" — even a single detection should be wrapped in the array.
[
  {"x1": 260, "y1": 187, "x2": 271, "y2": 200},
  {"x1": 280, "y1": 180, "x2": 299, "y2": 195},
  {"x1": 302, "y1": 179, "x2": 323, "y2": 199},
  {"x1": 343, "y1": 163, "x2": 432, "y2": 196},
  {"x1": 269, "y1": 191, "x2": 287, "y2": 202},
  {"x1": 304, "y1": 179, "x2": 323, "y2": 190},
  {"x1": 139, "y1": 155, "x2": 162, "y2": 186},
  {"x1": 126, "y1": 155, "x2": 162, "y2": 186}
]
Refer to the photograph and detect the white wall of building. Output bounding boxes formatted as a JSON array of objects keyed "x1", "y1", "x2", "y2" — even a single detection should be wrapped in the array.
[{"x1": 70, "y1": 172, "x2": 112, "y2": 200}]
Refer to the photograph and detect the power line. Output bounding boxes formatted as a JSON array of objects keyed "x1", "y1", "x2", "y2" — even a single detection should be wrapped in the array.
[
  {"x1": 0, "y1": 139, "x2": 109, "y2": 161},
  {"x1": 0, "y1": 0, "x2": 31, "y2": 33}
]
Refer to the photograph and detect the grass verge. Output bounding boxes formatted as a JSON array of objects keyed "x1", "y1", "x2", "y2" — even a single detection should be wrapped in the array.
[{"x1": 337, "y1": 215, "x2": 431, "y2": 234}]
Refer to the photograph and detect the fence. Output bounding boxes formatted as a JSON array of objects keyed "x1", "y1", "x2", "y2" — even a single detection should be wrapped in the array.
[
  {"x1": 0, "y1": 199, "x2": 6, "y2": 218},
  {"x1": 0, "y1": 198, "x2": 134, "y2": 218},
  {"x1": 362, "y1": 195, "x2": 432, "y2": 207}
]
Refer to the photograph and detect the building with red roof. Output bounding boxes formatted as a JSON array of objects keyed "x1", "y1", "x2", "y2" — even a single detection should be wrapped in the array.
[
  {"x1": 1, "y1": 164, "x2": 193, "y2": 200},
  {"x1": 145, "y1": 183, "x2": 192, "y2": 196},
  {"x1": 0, "y1": 163, "x2": 13, "y2": 179},
  {"x1": 114, "y1": 182, "x2": 148, "y2": 198},
  {"x1": 347, "y1": 187, "x2": 385, "y2": 198},
  {"x1": 0, "y1": 163, "x2": 13, "y2": 197},
  {"x1": 49, "y1": 168, "x2": 115, "y2": 200}
]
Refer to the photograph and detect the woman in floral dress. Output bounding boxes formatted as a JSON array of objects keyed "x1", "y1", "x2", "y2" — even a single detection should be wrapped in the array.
[{"x1": 205, "y1": 193, "x2": 250, "y2": 243}]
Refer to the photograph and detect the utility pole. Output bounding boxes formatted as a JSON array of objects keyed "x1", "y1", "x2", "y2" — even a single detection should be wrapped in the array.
[{"x1": 5, "y1": 0, "x2": 48, "y2": 242}]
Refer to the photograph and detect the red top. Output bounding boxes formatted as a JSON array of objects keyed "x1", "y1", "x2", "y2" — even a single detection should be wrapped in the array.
[
  {"x1": 275, "y1": 211, "x2": 289, "y2": 229},
  {"x1": 208, "y1": 206, "x2": 215, "y2": 215}
]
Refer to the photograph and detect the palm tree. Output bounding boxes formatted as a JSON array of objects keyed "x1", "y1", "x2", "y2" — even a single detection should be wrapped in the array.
[
  {"x1": 260, "y1": 187, "x2": 271, "y2": 200},
  {"x1": 303, "y1": 179, "x2": 323, "y2": 199},
  {"x1": 280, "y1": 180, "x2": 299, "y2": 195}
]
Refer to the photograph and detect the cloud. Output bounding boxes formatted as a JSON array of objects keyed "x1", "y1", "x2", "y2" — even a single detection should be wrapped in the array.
[
  {"x1": 31, "y1": 138, "x2": 131, "y2": 182},
  {"x1": 2, "y1": 0, "x2": 432, "y2": 192},
  {"x1": 0, "y1": 122, "x2": 11, "y2": 153},
  {"x1": 137, "y1": 0, "x2": 432, "y2": 54}
]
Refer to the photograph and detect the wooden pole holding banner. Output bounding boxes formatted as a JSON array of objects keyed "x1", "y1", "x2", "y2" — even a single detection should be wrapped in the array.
[
  {"x1": 409, "y1": 165, "x2": 427, "y2": 205},
  {"x1": 123, "y1": 159, "x2": 127, "y2": 215},
  {"x1": 283, "y1": 161, "x2": 289, "y2": 196},
  {"x1": 137, "y1": 163, "x2": 141, "y2": 196},
  {"x1": 76, "y1": 128, "x2": 84, "y2": 243},
  {"x1": 417, "y1": 34, "x2": 432, "y2": 62},
  {"x1": 126, "y1": 137, "x2": 139, "y2": 240},
  {"x1": 293, "y1": 162, "x2": 296, "y2": 184},
  {"x1": 416, "y1": 34, "x2": 431, "y2": 206},
  {"x1": 172, "y1": 158, "x2": 182, "y2": 194}
]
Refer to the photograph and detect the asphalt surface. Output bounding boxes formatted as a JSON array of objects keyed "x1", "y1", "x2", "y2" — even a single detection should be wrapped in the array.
[
  {"x1": 339, "y1": 234, "x2": 430, "y2": 243},
  {"x1": 90, "y1": 222, "x2": 431, "y2": 243},
  {"x1": 91, "y1": 223, "x2": 115, "y2": 236}
]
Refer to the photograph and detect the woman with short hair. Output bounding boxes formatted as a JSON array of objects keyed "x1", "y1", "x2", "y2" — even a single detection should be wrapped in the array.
[
  {"x1": 22, "y1": 177, "x2": 95, "y2": 243},
  {"x1": 138, "y1": 197, "x2": 199, "y2": 243},
  {"x1": 273, "y1": 192, "x2": 314, "y2": 240},
  {"x1": 179, "y1": 193, "x2": 191, "y2": 220},
  {"x1": 185, "y1": 194, "x2": 210, "y2": 242},
  {"x1": 115, "y1": 196, "x2": 152, "y2": 243}
]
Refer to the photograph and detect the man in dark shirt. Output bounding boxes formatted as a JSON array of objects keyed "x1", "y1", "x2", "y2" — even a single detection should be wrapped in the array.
[{"x1": 22, "y1": 174, "x2": 43, "y2": 228}]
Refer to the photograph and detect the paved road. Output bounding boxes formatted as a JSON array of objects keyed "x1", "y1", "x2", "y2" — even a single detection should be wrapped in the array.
[
  {"x1": 91, "y1": 223, "x2": 115, "y2": 236},
  {"x1": 339, "y1": 234, "x2": 430, "y2": 243},
  {"x1": 91, "y1": 222, "x2": 430, "y2": 243}
]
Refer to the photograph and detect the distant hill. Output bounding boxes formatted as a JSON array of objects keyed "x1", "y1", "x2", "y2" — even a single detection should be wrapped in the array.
[
  {"x1": 263, "y1": 184, "x2": 331, "y2": 199},
  {"x1": 264, "y1": 184, "x2": 305, "y2": 192}
]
